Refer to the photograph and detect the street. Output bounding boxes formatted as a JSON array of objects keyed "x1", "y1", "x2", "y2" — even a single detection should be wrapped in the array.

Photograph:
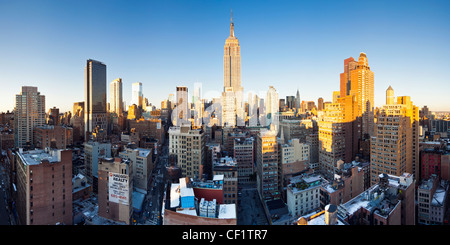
[
  {"x1": 237, "y1": 184, "x2": 269, "y2": 225},
  {"x1": 134, "y1": 143, "x2": 169, "y2": 225},
  {"x1": 0, "y1": 163, "x2": 10, "y2": 225}
]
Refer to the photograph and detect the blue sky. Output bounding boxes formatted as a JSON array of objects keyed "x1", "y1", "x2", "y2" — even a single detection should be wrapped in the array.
[{"x1": 0, "y1": 0, "x2": 449, "y2": 112}]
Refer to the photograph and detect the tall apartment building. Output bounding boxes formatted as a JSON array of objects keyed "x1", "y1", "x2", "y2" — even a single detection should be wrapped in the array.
[
  {"x1": 234, "y1": 137, "x2": 254, "y2": 185},
  {"x1": 15, "y1": 149, "x2": 73, "y2": 225},
  {"x1": 84, "y1": 59, "x2": 107, "y2": 140},
  {"x1": 119, "y1": 146, "x2": 154, "y2": 191},
  {"x1": 168, "y1": 125, "x2": 205, "y2": 179},
  {"x1": 370, "y1": 87, "x2": 419, "y2": 185},
  {"x1": 98, "y1": 157, "x2": 133, "y2": 225},
  {"x1": 256, "y1": 127, "x2": 280, "y2": 201},
  {"x1": 14, "y1": 86, "x2": 46, "y2": 148},
  {"x1": 318, "y1": 93, "x2": 359, "y2": 180},
  {"x1": 346, "y1": 53, "x2": 375, "y2": 138},
  {"x1": 109, "y1": 78, "x2": 123, "y2": 116},
  {"x1": 33, "y1": 125, "x2": 73, "y2": 149},
  {"x1": 417, "y1": 174, "x2": 449, "y2": 225}
]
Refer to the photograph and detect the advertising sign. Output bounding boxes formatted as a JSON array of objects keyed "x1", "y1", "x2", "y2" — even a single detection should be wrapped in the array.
[{"x1": 109, "y1": 172, "x2": 129, "y2": 205}]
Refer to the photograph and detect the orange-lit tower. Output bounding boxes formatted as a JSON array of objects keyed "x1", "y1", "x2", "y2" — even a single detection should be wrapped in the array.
[{"x1": 349, "y1": 52, "x2": 375, "y2": 138}]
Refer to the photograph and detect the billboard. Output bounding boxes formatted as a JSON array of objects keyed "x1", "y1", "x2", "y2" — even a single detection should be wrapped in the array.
[{"x1": 108, "y1": 172, "x2": 129, "y2": 205}]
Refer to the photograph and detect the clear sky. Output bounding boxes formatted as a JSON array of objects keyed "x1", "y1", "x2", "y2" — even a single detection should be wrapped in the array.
[{"x1": 0, "y1": 0, "x2": 449, "y2": 113}]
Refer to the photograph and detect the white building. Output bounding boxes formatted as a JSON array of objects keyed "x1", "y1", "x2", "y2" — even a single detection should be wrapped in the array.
[
  {"x1": 221, "y1": 87, "x2": 236, "y2": 127},
  {"x1": 131, "y1": 82, "x2": 143, "y2": 107},
  {"x1": 174, "y1": 86, "x2": 189, "y2": 126},
  {"x1": 265, "y1": 86, "x2": 279, "y2": 128},
  {"x1": 109, "y1": 78, "x2": 123, "y2": 116},
  {"x1": 286, "y1": 174, "x2": 325, "y2": 218}
]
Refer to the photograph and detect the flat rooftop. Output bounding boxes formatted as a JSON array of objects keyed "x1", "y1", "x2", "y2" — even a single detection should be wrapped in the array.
[{"x1": 18, "y1": 149, "x2": 60, "y2": 166}]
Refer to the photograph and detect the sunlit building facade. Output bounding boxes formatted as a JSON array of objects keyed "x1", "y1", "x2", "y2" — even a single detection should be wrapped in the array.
[
  {"x1": 14, "y1": 86, "x2": 46, "y2": 148},
  {"x1": 370, "y1": 87, "x2": 419, "y2": 185}
]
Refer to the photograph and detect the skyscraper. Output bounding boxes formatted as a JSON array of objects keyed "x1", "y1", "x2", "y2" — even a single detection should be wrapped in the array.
[
  {"x1": 14, "y1": 86, "x2": 46, "y2": 148},
  {"x1": 295, "y1": 89, "x2": 301, "y2": 112},
  {"x1": 386, "y1": 85, "x2": 394, "y2": 105},
  {"x1": 223, "y1": 10, "x2": 244, "y2": 127},
  {"x1": 175, "y1": 86, "x2": 189, "y2": 126},
  {"x1": 132, "y1": 82, "x2": 143, "y2": 107},
  {"x1": 370, "y1": 87, "x2": 419, "y2": 185},
  {"x1": 339, "y1": 57, "x2": 357, "y2": 98},
  {"x1": 84, "y1": 59, "x2": 107, "y2": 139},
  {"x1": 223, "y1": 9, "x2": 242, "y2": 93},
  {"x1": 265, "y1": 86, "x2": 279, "y2": 128},
  {"x1": 110, "y1": 78, "x2": 123, "y2": 116},
  {"x1": 256, "y1": 126, "x2": 280, "y2": 201},
  {"x1": 349, "y1": 53, "x2": 375, "y2": 138}
]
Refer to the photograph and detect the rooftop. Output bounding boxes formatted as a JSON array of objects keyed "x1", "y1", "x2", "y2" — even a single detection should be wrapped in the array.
[
  {"x1": 337, "y1": 173, "x2": 412, "y2": 219},
  {"x1": 18, "y1": 149, "x2": 60, "y2": 166},
  {"x1": 213, "y1": 156, "x2": 237, "y2": 167},
  {"x1": 168, "y1": 177, "x2": 236, "y2": 220},
  {"x1": 288, "y1": 174, "x2": 325, "y2": 193},
  {"x1": 432, "y1": 180, "x2": 448, "y2": 207}
]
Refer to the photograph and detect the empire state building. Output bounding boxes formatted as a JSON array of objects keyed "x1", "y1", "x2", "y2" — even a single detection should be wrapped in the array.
[
  {"x1": 223, "y1": 10, "x2": 242, "y2": 93},
  {"x1": 222, "y1": 10, "x2": 244, "y2": 127}
]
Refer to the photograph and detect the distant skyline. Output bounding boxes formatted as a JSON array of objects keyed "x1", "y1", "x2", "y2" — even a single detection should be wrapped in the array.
[{"x1": 0, "y1": 0, "x2": 449, "y2": 113}]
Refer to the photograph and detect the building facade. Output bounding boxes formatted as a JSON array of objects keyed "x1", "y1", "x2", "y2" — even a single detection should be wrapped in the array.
[
  {"x1": 14, "y1": 86, "x2": 46, "y2": 148},
  {"x1": 256, "y1": 127, "x2": 280, "y2": 201},
  {"x1": 33, "y1": 125, "x2": 73, "y2": 149},
  {"x1": 98, "y1": 157, "x2": 133, "y2": 225},
  {"x1": 15, "y1": 149, "x2": 73, "y2": 225},
  {"x1": 168, "y1": 125, "x2": 205, "y2": 179},
  {"x1": 84, "y1": 59, "x2": 107, "y2": 139},
  {"x1": 109, "y1": 78, "x2": 123, "y2": 116},
  {"x1": 370, "y1": 89, "x2": 419, "y2": 185}
]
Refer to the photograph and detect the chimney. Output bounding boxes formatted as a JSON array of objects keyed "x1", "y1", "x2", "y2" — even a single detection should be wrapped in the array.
[{"x1": 325, "y1": 204, "x2": 337, "y2": 225}]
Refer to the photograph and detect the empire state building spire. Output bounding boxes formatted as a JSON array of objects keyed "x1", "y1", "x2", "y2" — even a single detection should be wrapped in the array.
[{"x1": 230, "y1": 9, "x2": 235, "y2": 37}]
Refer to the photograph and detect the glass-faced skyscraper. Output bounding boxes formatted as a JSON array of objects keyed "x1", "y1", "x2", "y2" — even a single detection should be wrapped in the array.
[
  {"x1": 84, "y1": 59, "x2": 107, "y2": 139},
  {"x1": 110, "y1": 78, "x2": 123, "y2": 116},
  {"x1": 132, "y1": 82, "x2": 143, "y2": 108}
]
